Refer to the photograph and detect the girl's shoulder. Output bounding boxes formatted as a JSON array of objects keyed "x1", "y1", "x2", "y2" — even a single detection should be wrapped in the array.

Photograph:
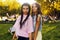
[
  {"x1": 37, "y1": 14, "x2": 42, "y2": 21},
  {"x1": 28, "y1": 15, "x2": 32, "y2": 20},
  {"x1": 18, "y1": 15, "x2": 21, "y2": 18},
  {"x1": 16, "y1": 15, "x2": 21, "y2": 20},
  {"x1": 29, "y1": 15, "x2": 32, "y2": 18},
  {"x1": 38, "y1": 14, "x2": 41, "y2": 17}
]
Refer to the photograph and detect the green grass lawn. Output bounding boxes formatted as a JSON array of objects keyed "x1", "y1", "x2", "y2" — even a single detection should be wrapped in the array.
[
  {"x1": 0, "y1": 24, "x2": 13, "y2": 40},
  {"x1": 42, "y1": 20, "x2": 60, "y2": 40},
  {"x1": 0, "y1": 20, "x2": 60, "y2": 40}
]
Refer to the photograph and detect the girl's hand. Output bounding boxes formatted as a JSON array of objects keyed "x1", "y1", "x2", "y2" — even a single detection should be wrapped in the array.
[{"x1": 12, "y1": 33, "x2": 17, "y2": 40}]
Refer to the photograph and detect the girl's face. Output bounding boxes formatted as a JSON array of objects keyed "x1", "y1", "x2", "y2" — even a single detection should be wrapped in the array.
[
  {"x1": 22, "y1": 6, "x2": 29, "y2": 15},
  {"x1": 32, "y1": 4, "x2": 38, "y2": 14}
]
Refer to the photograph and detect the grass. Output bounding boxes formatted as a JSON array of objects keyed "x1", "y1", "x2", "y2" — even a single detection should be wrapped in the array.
[
  {"x1": 0, "y1": 20, "x2": 60, "y2": 40},
  {"x1": 42, "y1": 20, "x2": 60, "y2": 40},
  {"x1": 0, "y1": 24, "x2": 13, "y2": 40}
]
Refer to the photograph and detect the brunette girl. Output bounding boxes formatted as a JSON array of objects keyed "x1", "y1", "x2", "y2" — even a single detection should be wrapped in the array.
[
  {"x1": 13, "y1": 3, "x2": 34, "y2": 40},
  {"x1": 32, "y1": 3, "x2": 42, "y2": 40}
]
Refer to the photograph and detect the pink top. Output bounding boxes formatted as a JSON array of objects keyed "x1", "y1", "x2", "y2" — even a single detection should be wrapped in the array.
[{"x1": 13, "y1": 15, "x2": 34, "y2": 38}]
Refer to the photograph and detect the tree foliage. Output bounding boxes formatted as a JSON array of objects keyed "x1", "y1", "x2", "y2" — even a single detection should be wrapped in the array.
[
  {"x1": 36, "y1": 0, "x2": 60, "y2": 15},
  {"x1": 0, "y1": 0, "x2": 21, "y2": 16}
]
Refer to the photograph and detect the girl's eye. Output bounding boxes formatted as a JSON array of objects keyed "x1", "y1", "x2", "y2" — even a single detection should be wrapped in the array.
[{"x1": 26, "y1": 8, "x2": 29, "y2": 9}]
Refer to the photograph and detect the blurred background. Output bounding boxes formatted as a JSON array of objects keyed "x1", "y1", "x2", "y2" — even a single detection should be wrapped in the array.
[{"x1": 0, "y1": 0, "x2": 60, "y2": 40}]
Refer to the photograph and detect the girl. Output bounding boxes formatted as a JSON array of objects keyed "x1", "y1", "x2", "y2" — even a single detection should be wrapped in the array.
[
  {"x1": 13, "y1": 3, "x2": 34, "y2": 40},
  {"x1": 32, "y1": 3, "x2": 42, "y2": 40}
]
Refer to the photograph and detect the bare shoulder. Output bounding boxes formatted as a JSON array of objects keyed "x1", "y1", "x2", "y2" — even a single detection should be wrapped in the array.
[
  {"x1": 37, "y1": 14, "x2": 41, "y2": 21},
  {"x1": 38, "y1": 14, "x2": 41, "y2": 17}
]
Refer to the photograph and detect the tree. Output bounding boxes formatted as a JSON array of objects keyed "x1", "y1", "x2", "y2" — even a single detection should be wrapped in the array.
[
  {"x1": 0, "y1": 0, "x2": 21, "y2": 16},
  {"x1": 36, "y1": 0, "x2": 60, "y2": 19}
]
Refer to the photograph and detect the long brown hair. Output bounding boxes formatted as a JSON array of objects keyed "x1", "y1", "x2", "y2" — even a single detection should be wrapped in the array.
[
  {"x1": 32, "y1": 3, "x2": 42, "y2": 20},
  {"x1": 20, "y1": 3, "x2": 30, "y2": 29}
]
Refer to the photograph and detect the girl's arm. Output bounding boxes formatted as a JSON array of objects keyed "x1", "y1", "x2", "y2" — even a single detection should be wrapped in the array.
[
  {"x1": 12, "y1": 33, "x2": 17, "y2": 40},
  {"x1": 28, "y1": 16, "x2": 34, "y2": 40},
  {"x1": 34, "y1": 15, "x2": 41, "y2": 40},
  {"x1": 29, "y1": 33, "x2": 32, "y2": 40}
]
